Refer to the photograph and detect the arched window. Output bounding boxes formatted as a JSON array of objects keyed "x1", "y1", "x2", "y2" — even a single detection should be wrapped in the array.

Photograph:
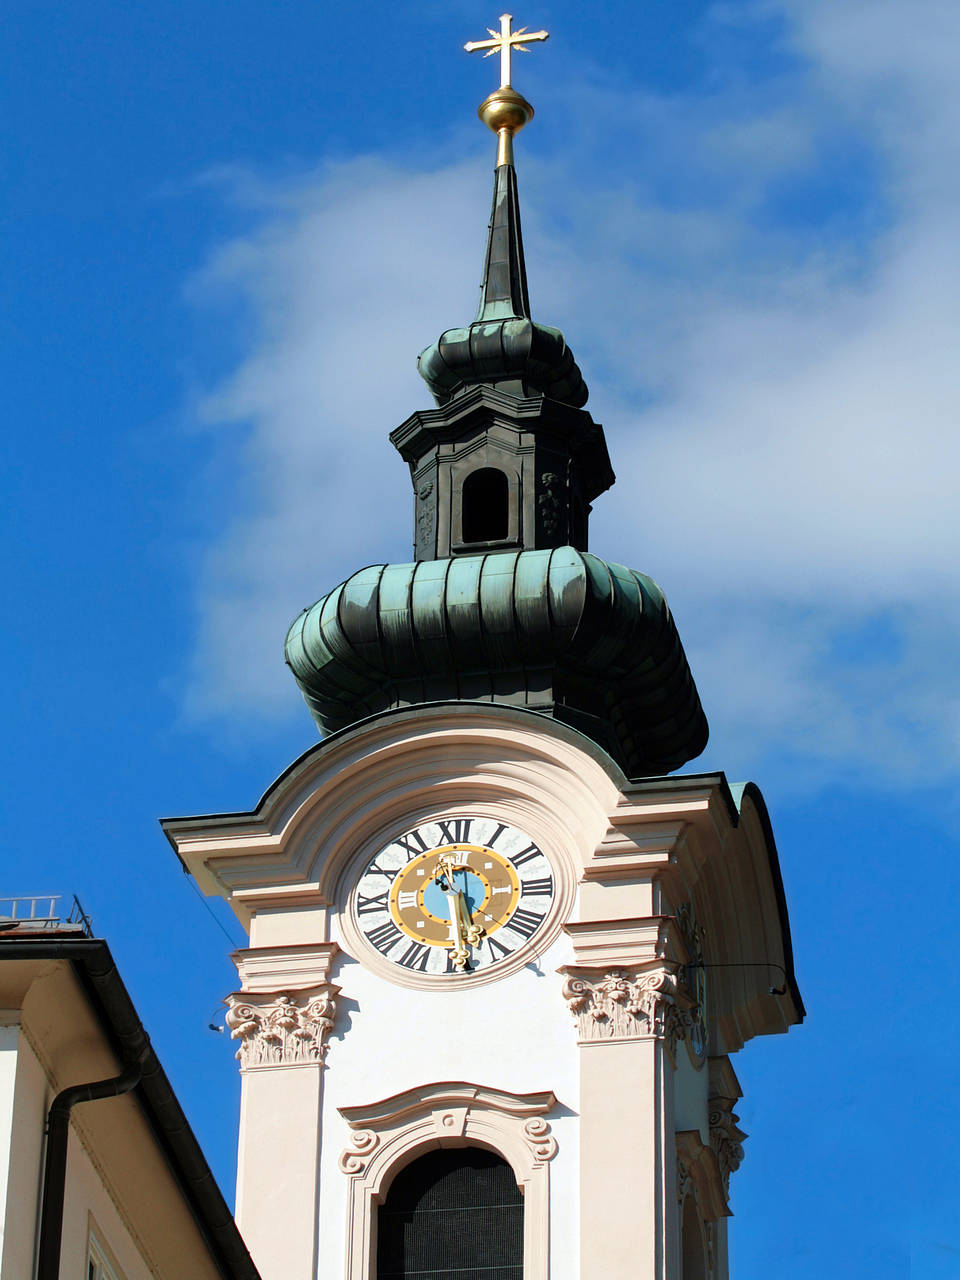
[
  {"x1": 680, "y1": 1195, "x2": 707, "y2": 1280},
  {"x1": 461, "y1": 468, "x2": 510, "y2": 544},
  {"x1": 377, "y1": 1148, "x2": 523, "y2": 1280}
]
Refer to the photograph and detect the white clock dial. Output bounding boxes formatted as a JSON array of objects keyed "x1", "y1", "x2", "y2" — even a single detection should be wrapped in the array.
[{"x1": 352, "y1": 816, "x2": 555, "y2": 976}]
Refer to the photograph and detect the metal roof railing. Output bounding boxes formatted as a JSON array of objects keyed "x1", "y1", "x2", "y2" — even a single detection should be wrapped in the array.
[{"x1": 0, "y1": 894, "x2": 94, "y2": 937}]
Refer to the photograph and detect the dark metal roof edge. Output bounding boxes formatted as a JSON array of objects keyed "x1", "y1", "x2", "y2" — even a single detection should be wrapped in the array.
[
  {"x1": 0, "y1": 936, "x2": 261, "y2": 1280},
  {"x1": 390, "y1": 381, "x2": 595, "y2": 447},
  {"x1": 727, "y1": 782, "x2": 806, "y2": 1021},
  {"x1": 621, "y1": 771, "x2": 804, "y2": 1022},
  {"x1": 161, "y1": 709, "x2": 727, "y2": 839}
]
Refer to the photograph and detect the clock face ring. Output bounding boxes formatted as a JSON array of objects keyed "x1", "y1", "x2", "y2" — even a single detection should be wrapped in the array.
[
  {"x1": 351, "y1": 817, "x2": 556, "y2": 979},
  {"x1": 389, "y1": 844, "x2": 520, "y2": 945}
]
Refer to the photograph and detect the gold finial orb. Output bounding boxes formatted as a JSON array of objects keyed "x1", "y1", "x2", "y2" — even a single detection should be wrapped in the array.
[
  {"x1": 478, "y1": 86, "x2": 534, "y2": 136},
  {"x1": 465, "y1": 14, "x2": 548, "y2": 167},
  {"x1": 478, "y1": 87, "x2": 534, "y2": 166}
]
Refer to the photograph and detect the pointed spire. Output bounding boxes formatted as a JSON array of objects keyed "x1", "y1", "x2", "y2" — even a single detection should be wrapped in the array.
[
  {"x1": 416, "y1": 16, "x2": 587, "y2": 409},
  {"x1": 476, "y1": 163, "x2": 530, "y2": 323}
]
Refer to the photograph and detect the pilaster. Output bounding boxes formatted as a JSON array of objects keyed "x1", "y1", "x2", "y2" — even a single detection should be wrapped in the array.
[
  {"x1": 225, "y1": 943, "x2": 340, "y2": 1280},
  {"x1": 560, "y1": 913, "x2": 699, "y2": 1280}
]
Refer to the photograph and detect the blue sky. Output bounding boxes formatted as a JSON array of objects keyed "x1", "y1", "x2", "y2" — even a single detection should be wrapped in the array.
[{"x1": 3, "y1": 2, "x2": 958, "y2": 1275}]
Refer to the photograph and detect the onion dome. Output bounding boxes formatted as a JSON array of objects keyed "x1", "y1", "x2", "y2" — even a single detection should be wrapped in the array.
[
  {"x1": 417, "y1": 162, "x2": 588, "y2": 408},
  {"x1": 418, "y1": 68, "x2": 587, "y2": 408},
  {"x1": 283, "y1": 21, "x2": 709, "y2": 778},
  {"x1": 285, "y1": 547, "x2": 707, "y2": 778}
]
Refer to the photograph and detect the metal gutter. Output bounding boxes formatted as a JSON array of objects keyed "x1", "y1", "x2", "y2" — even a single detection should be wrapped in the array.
[
  {"x1": 38, "y1": 1054, "x2": 146, "y2": 1280},
  {"x1": 0, "y1": 936, "x2": 260, "y2": 1280}
]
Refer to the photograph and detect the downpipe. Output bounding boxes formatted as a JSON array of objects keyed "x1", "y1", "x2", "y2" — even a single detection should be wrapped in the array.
[{"x1": 36, "y1": 1047, "x2": 149, "y2": 1280}]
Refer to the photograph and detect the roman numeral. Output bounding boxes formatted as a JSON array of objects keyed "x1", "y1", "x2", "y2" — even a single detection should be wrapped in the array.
[
  {"x1": 485, "y1": 822, "x2": 508, "y2": 848},
  {"x1": 505, "y1": 908, "x2": 544, "y2": 940},
  {"x1": 364, "y1": 861, "x2": 399, "y2": 882},
  {"x1": 398, "y1": 942, "x2": 431, "y2": 971},
  {"x1": 511, "y1": 843, "x2": 542, "y2": 867},
  {"x1": 437, "y1": 818, "x2": 472, "y2": 845},
  {"x1": 356, "y1": 890, "x2": 390, "y2": 915},
  {"x1": 393, "y1": 828, "x2": 429, "y2": 860},
  {"x1": 521, "y1": 877, "x2": 553, "y2": 898},
  {"x1": 486, "y1": 935, "x2": 512, "y2": 963},
  {"x1": 364, "y1": 921, "x2": 401, "y2": 956}
]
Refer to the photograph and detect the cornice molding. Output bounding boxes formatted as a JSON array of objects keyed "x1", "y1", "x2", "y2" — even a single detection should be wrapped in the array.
[
  {"x1": 232, "y1": 941, "x2": 339, "y2": 993},
  {"x1": 562, "y1": 916, "x2": 675, "y2": 968},
  {"x1": 162, "y1": 706, "x2": 802, "y2": 1051}
]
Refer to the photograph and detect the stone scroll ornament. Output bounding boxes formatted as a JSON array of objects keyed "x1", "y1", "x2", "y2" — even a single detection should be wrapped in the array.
[
  {"x1": 708, "y1": 1098, "x2": 747, "y2": 1197},
  {"x1": 225, "y1": 986, "x2": 340, "y2": 1068},
  {"x1": 561, "y1": 966, "x2": 698, "y2": 1055}
]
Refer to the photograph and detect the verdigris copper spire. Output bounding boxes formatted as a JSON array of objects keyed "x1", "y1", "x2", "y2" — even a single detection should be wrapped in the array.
[
  {"x1": 470, "y1": 19, "x2": 539, "y2": 320},
  {"x1": 418, "y1": 15, "x2": 587, "y2": 408},
  {"x1": 476, "y1": 163, "x2": 530, "y2": 322},
  {"x1": 285, "y1": 16, "x2": 709, "y2": 779}
]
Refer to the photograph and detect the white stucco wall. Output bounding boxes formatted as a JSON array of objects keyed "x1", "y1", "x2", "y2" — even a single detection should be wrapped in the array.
[
  {"x1": 1, "y1": 1023, "x2": 46, "y2": 1279},
  {"x1": 321, "y1": 928, "x2": 580, "y2": 1280},
  {"x1": 280, "y1": 926, "x2": 578, "y2": 1280},
  {"x1": 0, "y1": 1023, "x2": 20, "y2": 1270}
]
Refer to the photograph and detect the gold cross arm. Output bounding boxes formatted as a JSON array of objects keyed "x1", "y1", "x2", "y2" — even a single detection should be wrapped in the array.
[{"x1": 465, "y1": 13, "x2": 549, "y2": 89}]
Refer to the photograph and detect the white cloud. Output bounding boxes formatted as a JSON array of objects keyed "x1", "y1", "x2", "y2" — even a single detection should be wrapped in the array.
[{"x1": 179, "y1": 1, "x2": 960, "y2": 791}]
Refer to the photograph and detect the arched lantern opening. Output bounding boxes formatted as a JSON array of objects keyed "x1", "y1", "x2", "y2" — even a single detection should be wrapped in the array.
[{"x1": 461, "y1": 468, "x2": 510, "y2": 544}]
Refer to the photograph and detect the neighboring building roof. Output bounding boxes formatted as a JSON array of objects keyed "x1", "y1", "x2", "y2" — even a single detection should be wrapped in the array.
[{"x1": 0, "y1": 926, "x2": 261, "y2": 1280}]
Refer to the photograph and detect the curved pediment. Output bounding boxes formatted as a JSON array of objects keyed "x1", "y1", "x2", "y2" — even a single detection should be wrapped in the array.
[{"x1": 162, "y1": 702, "x2": 801, "y2": 1048}]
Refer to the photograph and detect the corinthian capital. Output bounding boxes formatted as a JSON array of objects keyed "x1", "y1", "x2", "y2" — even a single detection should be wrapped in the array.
[
  {"x1": 224, "y1": 984, "x2": 340, "y2": 1069},
  {"x1": 559, "y1": 964, "x2": 698, "y2": 1054}
]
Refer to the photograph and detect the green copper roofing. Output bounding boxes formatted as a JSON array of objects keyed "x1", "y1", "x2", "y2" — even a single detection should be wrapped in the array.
[
  {"x1": 417, "y1": 164, "x2": 587, "y2": 407},
  {"x1": 476, "y1": 155, "x2": 530, "y2": 323},
  {"x1": 285, "y1": 546, "x2": 708, "y2": 777}
]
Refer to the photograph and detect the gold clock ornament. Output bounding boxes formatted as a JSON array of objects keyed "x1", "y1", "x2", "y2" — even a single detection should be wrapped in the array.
[{"x1": 352, "y1": 817, "x2": 555, "y2": 976}]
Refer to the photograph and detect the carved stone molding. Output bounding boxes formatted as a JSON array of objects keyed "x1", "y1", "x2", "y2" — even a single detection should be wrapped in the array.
[
  {"x1": 338, "y1": 1129, "x2": 379, "y2": 1175},
  {"x1": 675, "y1": 902, "x2": 708, "y2": 1063},
  {"x1": 224, "y1": 984, "x2": 340, "y2": 1068},
  {"x1": 559, "y1": 964, "x2": 698, "y2": 1055},
  {"x1": 338, "y1": 1082, "x2": 557, "y2": 1280},
  {"x1": 708, "y1": 1096, "x2": 747, "y2": 1198},
  {"x1": 232, "y1": 941, "x2": 339, "y2": 993},
  {"x1": 676, "y1": 1131, "x2": 729, "y2": 1223}
]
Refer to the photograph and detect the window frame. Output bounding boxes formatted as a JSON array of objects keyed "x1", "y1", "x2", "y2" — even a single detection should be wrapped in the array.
[
  {"x1": 87, "y1": 1221, "x2": 125, "y2": 1280},
  {"x1": 339, "y1": 1082, "x2": 557, "y2": 1280}
]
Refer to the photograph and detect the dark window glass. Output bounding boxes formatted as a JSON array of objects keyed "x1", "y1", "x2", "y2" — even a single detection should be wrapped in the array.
[
  {"x1": 377, "y1": 1148, "x2": 523, "y2": 1280},
  {"x1": 462, "y1": 468, "x2": 510, "y2": 543}
]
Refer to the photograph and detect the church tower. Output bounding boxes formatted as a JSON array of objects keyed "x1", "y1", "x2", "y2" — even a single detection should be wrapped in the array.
[{"x1": 163, "y1": 18, "x2": 803, "y2": 1280}]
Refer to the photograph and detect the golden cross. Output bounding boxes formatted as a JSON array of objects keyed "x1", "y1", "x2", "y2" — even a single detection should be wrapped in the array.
[{"x1": 464, "y1": 13, "x2": 549, "y2": 89}]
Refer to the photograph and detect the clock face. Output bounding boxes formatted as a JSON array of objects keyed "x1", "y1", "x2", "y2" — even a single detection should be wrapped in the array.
[{"x1": 352, "y1": 816, "x2": 555, "y2": 977}]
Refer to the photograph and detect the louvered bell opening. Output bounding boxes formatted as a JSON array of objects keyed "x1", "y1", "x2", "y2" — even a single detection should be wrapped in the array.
[{"x1": 377, "y1": 1148, "x2": 523, "y2": 1280}]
